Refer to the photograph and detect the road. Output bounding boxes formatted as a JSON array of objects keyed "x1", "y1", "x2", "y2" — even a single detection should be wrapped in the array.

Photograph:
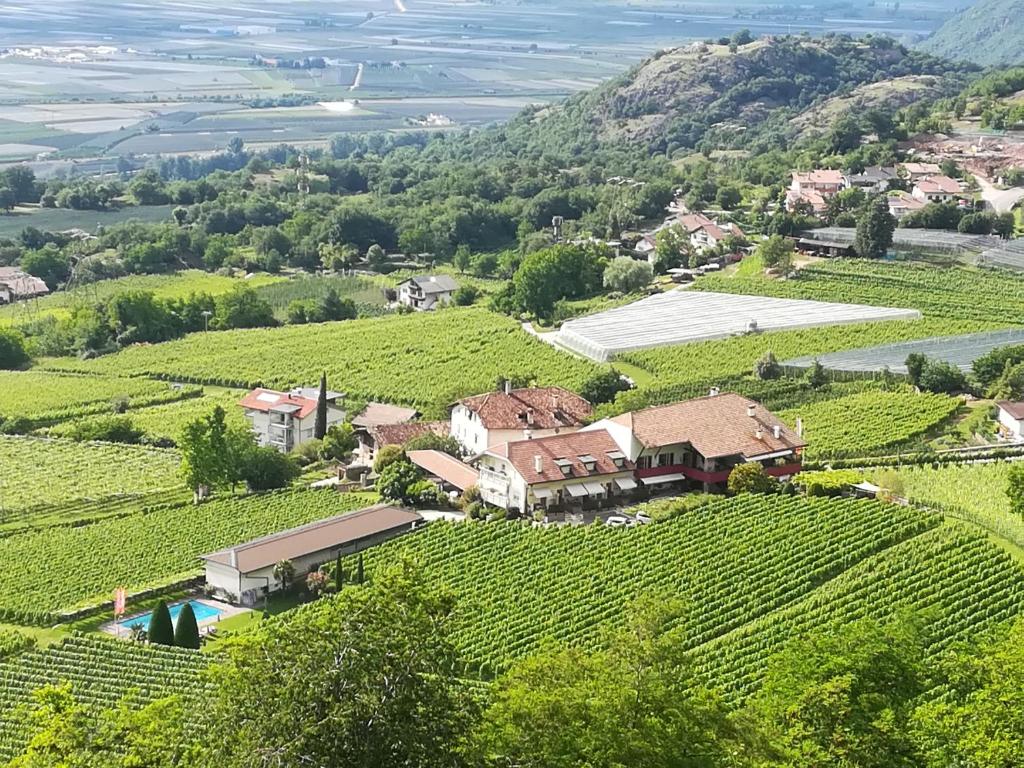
[{"x1": 973, "y1": 174, "x2": 1024, "y2": 214}]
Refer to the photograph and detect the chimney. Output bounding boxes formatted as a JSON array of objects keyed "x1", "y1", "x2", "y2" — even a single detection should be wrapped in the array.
[
  {"x1": 709, "y1": 387, "x2": 720, "y2": 397},
  {"x1": 746, "y1": 404, "x2": 756, "y2": 418},
  {"x1": 229, "y1": 549, "x2": 237, "y2": 569},
  {"x1": 504, "y1": 379, "x2": 512, "y2": 395},
  {"x1": 534, "y1": 455, "x2": 543, "y2": 473},
  {"x1": 755, "y1": 426, "x2": 764, "y2": 440},
  {"x1": 796, "y1": 418, "x2": 804, "y2": 437},
  {"x1": 526, "y1": 408, "x2": 534, "y2": 426},
  {"x1": 773, "y1": 425, "x2": 781, "y2": 440}
]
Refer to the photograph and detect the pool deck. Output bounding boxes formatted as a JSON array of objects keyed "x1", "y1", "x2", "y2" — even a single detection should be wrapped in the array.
[{"x1": 101, "y1": 597, "x2": 250, "y2": 639}]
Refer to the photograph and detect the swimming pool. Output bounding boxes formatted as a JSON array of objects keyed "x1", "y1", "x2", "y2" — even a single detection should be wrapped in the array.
[{"x1": 119, "y1": 599, "x2": 223, "y2": 631}]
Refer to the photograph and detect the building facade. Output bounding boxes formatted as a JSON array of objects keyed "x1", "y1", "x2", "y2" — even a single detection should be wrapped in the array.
[
  {"x1": 397, "y1": 275, "x2": 459, "y2": 311},
  {"x1": 239, "y1": 387, "x2": 345, "y2": 453}
]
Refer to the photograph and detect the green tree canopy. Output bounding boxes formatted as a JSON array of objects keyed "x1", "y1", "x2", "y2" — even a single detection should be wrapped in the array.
[{"x1": 147, "y1": 601, "x2": 175, "y2": 647}]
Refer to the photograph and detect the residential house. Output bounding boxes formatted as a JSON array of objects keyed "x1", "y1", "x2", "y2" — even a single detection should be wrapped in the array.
[
  {"x1": 912, "y1": 175, "x2": 964, "y2": 205},
  {"x1": 583, "y1": 393, "x2": 806, "y2": 492},
  {"x1": 239, "y1": 386, "x2": 345, "y2": 453},
  {"x1": 352, "y1": 402, "x2": 419, "y2": 464},
  {"x1": 201, "y1": 504, "x2": 422, "y2": 605},
  {"x1": 360, "y1": 421, "x2": 450, "y2": 465},
  {"x1": 472, "y1": 429, "x2": 636, "y2": 516},
  {"x1": 786, "y1": 170, "x2": 848, "y2": 214},
  {"x1": 849, "y1": 166, "x2": 897, "y2": 193},
  {"x1": 677, "y1": 213, "x2": 746, "y2": 254},
  {"x1": 996, "y1": 401, "x2": 1024, "y2": 441},
  {"x1": 407, "y1": 449, "x2": 479, "y2": 493},
  {"x1": 0, "y1": 267, "x2": 49, "y2": 304},
  {"x1": 900, "y1": 162, "x2": 942, "y2": 181},
  {"x1": 887, "y1": 190, "x2": 927, "y2": 220},
  {"x1": 634, "y1": 232, "x2": 658, "y2": 261},
  {"x1": 397, "y1": 275, "x2": 459, "y2": 311},
  {"x1": 450, "y1": 383, "x2": 593, "y2": 454}
]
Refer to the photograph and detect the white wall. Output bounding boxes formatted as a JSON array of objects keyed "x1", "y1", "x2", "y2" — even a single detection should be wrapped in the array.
[
  {"x1": 452, "y1": 404, "x2": 582, "y2": 454},
  {"x1": 999, "y1": 409, "x2": 1024, "y2": 440}
]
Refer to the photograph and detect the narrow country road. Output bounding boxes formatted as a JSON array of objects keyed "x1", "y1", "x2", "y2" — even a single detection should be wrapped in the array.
[
  {"x1": 974, "y1": 174, "x2": 1024, "y2": 214},
  {"x1": 349, "y1": 63, "x2": 364, "y2": 92}
]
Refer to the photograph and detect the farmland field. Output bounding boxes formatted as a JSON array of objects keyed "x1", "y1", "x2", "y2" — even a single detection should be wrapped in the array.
[
  {"x1": 0, "y1": 371, "x2": 198, "y2": 426},
  {"x1": 778, "y1": 389, "x2": 963, "y2": 459},
  {"x1": 0, "y1": 490, "x2": 377, "y2": 620},
  {"x1": 38, "y1": 308, "x2": 602, "y2": 416},
  {"x1": 0, "y1": 270, "x2": 284, "y2": 326},
  {"x1": 0, "y1": 205, "x2": 174, "y2": 238},
  {"x1": 357, "y1": 495, "x2": 940, "y2": 676},
  {"x1": 0, "y1": 436, "x2": 180, "y2": 522}
]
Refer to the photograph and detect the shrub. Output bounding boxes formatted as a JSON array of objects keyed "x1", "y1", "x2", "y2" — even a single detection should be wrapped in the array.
[
  {"x1": 727, "y1": 463, "x2": 779, "y2": 495},
  {"x1": 0, "y1": 329, "x2": 30, "y2": 370}
]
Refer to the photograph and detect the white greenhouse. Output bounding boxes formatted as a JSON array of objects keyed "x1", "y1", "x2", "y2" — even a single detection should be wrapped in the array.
[{"x1": 554, "y1": 290, "x2": 922, "y2": 362}]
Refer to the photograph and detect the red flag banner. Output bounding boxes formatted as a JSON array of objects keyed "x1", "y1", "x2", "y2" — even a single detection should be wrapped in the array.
[{"x1": 114, "y1": 587, "x2": 126, "y2": 617}]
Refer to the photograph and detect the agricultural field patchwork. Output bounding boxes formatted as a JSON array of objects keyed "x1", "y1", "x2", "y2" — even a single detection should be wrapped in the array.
[
  {"x1": 38, "y1": 309, "x2": 602, "y2": 416},
  {"x1": 0, "y1": 490, "x2": 376, "y2": 620},
  {"x1": 779, "y1": 389, "x2": 963, "y2": 459}
]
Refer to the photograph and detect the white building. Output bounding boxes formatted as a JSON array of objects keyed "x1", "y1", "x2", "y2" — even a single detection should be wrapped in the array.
[
  {"x1": 912, "y1": 175, "x2": 964, "y2": 204},
  {"x1": 397, "y1": 275, "x2": 459, "y2": 311},
  {"x1": 472, "y1": 429, "x2": 636, "y2": 516},
  {"x1": 996, "y1": 401, "x2": 1024, "y2": 441},
  {"x1": 677, "y1": 213, "x2": 746, "y2": 254},
  {"x1": 239, "y1": 386, "x2": 345, "y2": 453},
  {"x1": 450, "y1": 384, "x2": 593, "y2": 454},
  {"x1": 201, "y1": 504, "x2": 422, "y2": 605}
]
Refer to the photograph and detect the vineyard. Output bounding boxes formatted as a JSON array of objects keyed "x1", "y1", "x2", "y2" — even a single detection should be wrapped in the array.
[
  {"x1": 0, "y1": 490, "x2": 377, "y2": 621},
  {"x1": 46, "y1": 388, "x2": 247, "y2": 446},
  {"x1": 779, "y1": 389, "x2": 962, "y2": 459},
  {"x1": 39, "y1": 309, "x2": 601, "y2": 416},
  {"x1": 0, "y1": 630, "x2": 32, "y2": 660},
  {"x1": 0, "y1": 372, "x2": 199, "y2": 427},
  {"x1": 357, "y1": 496, "x2": 938, "y2": 676},
  {"x1": 0, "y1": 635, "x2": 208, "y2": 761},
  {"x1": 693, "y1": 524, "x2": 1024, "y2": 699},
  {"x1": 0, "y1": 436, "x2": 181, "y2": 521},
  {"x1": 696, "y1": 260, "x2": 1024, "y2": 324},
  {"x1": 872, "y1": 461, "x2": 1024, "y2": 551},
  {"x1": 616, "y1": 316, "x2": 990, "y2": 388}
]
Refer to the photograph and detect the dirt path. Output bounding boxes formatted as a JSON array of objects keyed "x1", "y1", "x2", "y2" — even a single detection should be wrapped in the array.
[{"x1": 974, "y1": 174, "x2": 1024, "y2": 214}]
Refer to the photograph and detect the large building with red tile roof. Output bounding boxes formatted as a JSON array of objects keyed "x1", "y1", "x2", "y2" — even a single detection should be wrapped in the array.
[
  {"x1": 239, "y1": 386, "x2": 345, "y2": 453},
  {"x1": 677, "y1": 213, "x2": 746, "y2": 254},
  {"x1": 911, "y1": 175, "x2": 964, "y2": 204},
  {"x1": 451, "y1": 383, "x2": 593, "y2": 454},
  {"x1": 584, "y1": 392, "x2": 806, "y2": 492},
  {"x1": 786, "y1": 170, "x2": 849, "y2": 214}
]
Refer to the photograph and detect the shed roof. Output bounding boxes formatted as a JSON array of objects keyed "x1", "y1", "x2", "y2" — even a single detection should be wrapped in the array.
[
  {"x1": 997, "y1": 401, "x2": 1024, "y2": 420},
  {"x1": 200, "y1": 504, "x2": 421, "y2": 574},
  {"x1": 407, "y1": 450, "x2": 479, "y2": 491},
  {"x1": 352, "y1": 402, "x2": 420, "y2": 429}
]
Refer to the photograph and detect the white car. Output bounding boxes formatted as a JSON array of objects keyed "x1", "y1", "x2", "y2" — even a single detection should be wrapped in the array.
[
  {"x1": 634, "y1": 512, "x2": 652, "y2": 525},
  {"x1": 605, "y1": 515, "x2": 631, "y2": 527}
]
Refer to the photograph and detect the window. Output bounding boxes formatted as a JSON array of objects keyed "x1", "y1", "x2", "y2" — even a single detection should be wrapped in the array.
[
  {"x1": 636, "y1": 456, "x2": 652, "y2": 470},
  {"x1": 657, "y1": 452, "x2": 675, "y2": 467}
]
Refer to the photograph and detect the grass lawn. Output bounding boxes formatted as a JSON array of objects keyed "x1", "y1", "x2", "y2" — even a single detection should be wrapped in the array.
[
  {"x1": 202, "y1": 590, "x2": 310, "y2": 648},
  {"x1": 612, "y1": 360, "x2": 658, "y2": 388},
  {"x1": 0, "y1": 622, "x2": 68, "y2": 648}
]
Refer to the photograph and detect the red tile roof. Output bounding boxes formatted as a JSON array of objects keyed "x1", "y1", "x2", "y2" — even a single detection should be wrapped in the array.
[
  {"x1": 457, "y1": 387, "x2": 592, "y2": 430},
  {"x1": 239, "y1": 388, "x2": 320, "y2": 420},
  {"x1": 370, "y1": 421, "x2": 449, "y2": 448},
  {"x1": 488, "y1": 429, "x2": 633, "y2": 485},
  {"x1": 914, "y1": 175, "x2": 962, "y2": 195},
  {"x1": 679, "y1": 213, "x2": 727, "y2": 241},
  {"x1": 407, "y1": 450, "x2": 479, "y2": 491},
  {"x1": 792, "y1": 169, "x2": 846, "y2": 187},
  {"x1": 610, "y1": 393, "x2": 806, "y2": 460},
  {"x1": 352, "y1": 402, "x2": 419, "y2": 429}
]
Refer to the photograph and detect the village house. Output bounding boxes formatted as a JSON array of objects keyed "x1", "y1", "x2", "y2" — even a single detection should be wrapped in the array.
[
  {"x1": 357, "y1": 420, "x2": 449, "y2": 465},
  {"x1": 996, "y1": 401, "x2": 1024, "y2": 441},
  {"x1": 201, "y1": 504, "x2": 422, "y2": 605},
  {"x1": 450, "y1": 383, "x2": 593, "y2": 454},
  {"x1": 583, "y1": 392, "x2": 806, "y2": 493},
  {"x1": 472, "y1": 429, "x2": 636, "y2": 516},
  {"x1": 848, "y1": 166, "x2": 897, "y2": 193},
  {"x1": 0, "y1": 267, "x2": 49, "y2": 304},
  {"x1": 351, "y1": 402, "x2": 419, "y2": 463},
  {"x1": 677, "y1": 213, "x2": 746, "y2": 254},
  {"x1": 396, "y1": 275, "x2": 459, "y2": 311},
  {"x1": 887, "y1": 190, "x2": 927, "y2": 220},
  {"x1": 239, "y1": 386, "x2": 345, "y2": 453},
  {"x1": 407, "y1": 449, "x2": 480, "y2": 494},
  {"x1": 912, "y1": 175, "x2": 964, "y2": 205},
  {"x1": 786, "y1": 170, "x2": 848, "y2": 214},
  {"x1": 900, "y1": 162, "x2": 942, "y2": 182}
]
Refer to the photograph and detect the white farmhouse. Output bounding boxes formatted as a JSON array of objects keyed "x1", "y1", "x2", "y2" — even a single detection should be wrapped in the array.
[
  {"x1": 201, "y1": 504, "x2": 422, "y2": 605},
  {"x1": 450, "y1": 383, "x2": 593, "y2": 454},
  {"x1": 397, "y1": 275, "x2": 459, "y2": 311},
  {"x1": 239, "y1": 386, "x2": 345, "y2": 453},
  {"x1": 996, "y1": 401, "x2": 1024, "y2": 441}
]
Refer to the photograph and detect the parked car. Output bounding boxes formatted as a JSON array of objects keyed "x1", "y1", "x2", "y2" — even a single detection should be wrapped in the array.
[
  {"x1": 605, "y1": 515, "x2": 631, "y2": 527},
  {"x1": 634, "y1": 511, "x2": 652, "y2": 525}
]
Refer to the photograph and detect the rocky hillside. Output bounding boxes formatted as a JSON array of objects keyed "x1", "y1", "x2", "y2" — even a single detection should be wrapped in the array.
[
  {"x1": 504, "y1": 36, "x2": 971, "y2": 155},
  {"x1": 919, "y1": 0, "x2": 1024, "y2": 67}
]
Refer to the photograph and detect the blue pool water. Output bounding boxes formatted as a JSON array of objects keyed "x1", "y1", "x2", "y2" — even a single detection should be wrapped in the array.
[{"x1": 119, "y1": 599, "x2": 222, "y2": 630}]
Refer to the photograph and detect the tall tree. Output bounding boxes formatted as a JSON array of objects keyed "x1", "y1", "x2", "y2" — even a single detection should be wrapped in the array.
[
  {"x1": 314, "y1": 372, "x2": 328, "y2": 440},
  {"x1": 854, "y1": 195, "x2": 896, "y2": 259},
  {"x1": 147, "y1": 601, "x2": 175, "y2": 647},
  {"x1": 173, "y1": 602, "x2": 201, "y2": 650},
  {"x1": 179, "y1": 406, "x2": 232, "y2": 501}
]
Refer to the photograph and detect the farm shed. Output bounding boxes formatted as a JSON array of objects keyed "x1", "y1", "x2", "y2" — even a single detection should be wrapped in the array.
[{"x1": 200, "y1": 504, "x2": 422, "y2": 606}]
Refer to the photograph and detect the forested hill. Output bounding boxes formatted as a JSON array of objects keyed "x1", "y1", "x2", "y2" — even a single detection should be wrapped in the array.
[
  {"x1": 919, "y1": 0, "x2": 1024, "y2": 67},
  {"x1": 497, "y1": 36, "x2": 972, "y2": 156}
]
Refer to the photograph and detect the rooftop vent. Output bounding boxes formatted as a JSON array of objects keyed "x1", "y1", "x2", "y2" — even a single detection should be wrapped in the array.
[{"x1": 747, "y1": 404, "x2": 756, "y2": 419}]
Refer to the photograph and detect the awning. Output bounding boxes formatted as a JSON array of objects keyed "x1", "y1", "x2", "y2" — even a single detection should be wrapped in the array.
[
  {"x1": 642, "y1": 473, "x2": 686, "y2": 485},
  {"x1": 614, "y1": 477, "x2": 637, "y2": 491},
  {"x1": 532, "y1": 488, "x2": 554, "y2": 500},
  {"x1": 583, "y1": 482, "x2": 606, "y2": 495},
  {"x1": 565, "y1": 484, "x2": 589, "y2": 498}
]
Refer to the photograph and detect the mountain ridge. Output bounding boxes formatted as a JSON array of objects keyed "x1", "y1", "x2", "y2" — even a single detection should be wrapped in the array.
[{"x1": 918, "y1": 0, "x2": 1024, "y2": 67}]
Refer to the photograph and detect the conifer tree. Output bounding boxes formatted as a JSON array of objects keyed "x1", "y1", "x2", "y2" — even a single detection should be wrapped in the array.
[
  {"x1": 173, "y1": 602, "x2": 201, "y2": 650},
  {"x1": 148, "y1": 600, "x2": 175, "y2": 647},
  {"x1": 314, "y1": 372, "x2": 328, "y2": 440}
]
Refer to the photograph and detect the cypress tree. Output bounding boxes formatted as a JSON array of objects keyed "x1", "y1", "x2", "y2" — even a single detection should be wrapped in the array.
[
  {"x1": 314, "y1": 372, "x2": 328, "y2": 440},
  {"x1": 148, "y1": 600, "x2": 175, "y2": 646},
  {"x1": 173, "y1": 602, "x2": 201, "y2": 650},
  {"x1": 356, "y1": 553, "x2": 364, "y2": 585},
  {"x1": 335, "y1": 553, "x2": 344, "y2": 590}
]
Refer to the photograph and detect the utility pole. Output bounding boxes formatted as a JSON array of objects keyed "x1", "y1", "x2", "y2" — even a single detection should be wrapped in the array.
[{"x1": 202, "y1": 310, "x2": 213, "y2": 332}]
